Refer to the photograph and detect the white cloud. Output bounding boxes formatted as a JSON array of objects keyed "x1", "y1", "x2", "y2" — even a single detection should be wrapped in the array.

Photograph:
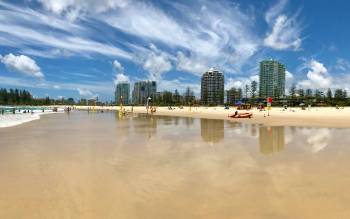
[
  {"x1": 263, "y1": 0, "x2": 302, "y2": 51},
  {"x1": 21, "y1": 48, "x2": 74, "y2": 59},
  {"x1": 0, "y1": 53, "x2": 44, "y2": 78},
  {"x1": 53, "y1": 85, "x2": 61, "y2": 89},
  {"x1": 77, "y1": 88, "x2": 98, "y2": 98},
  {"x1": 225, "y1": 76, "x2": 258, "y2": 90},
  {"x1": 38, "y1": 0, "x2": 130, "y2": 20},
  {"x1": 249, "y1": 75, "x2": 259, "y2": 82},
  {"x1": 230, "y1": 80, "x2": 243, "y2": 88},
  {"x1": 138, "y1": 44, "x2": 172, "y2": 80},
  {"x1": 103, "y1": 3, "x2": 190, "y2": 49},
  {"x1": 264, "y1": 15, "x2": 302, "y2": 50},
  {"x1": 265, "y1": 0, "x2": 288, "y2": 23},
  {"x1": 286, "y1": 70, "x2": 294, "y2": 80},
  {"x1": 0, "y1": 1, "x2": 84, "y2": 32},
  {"x1": 298, "y1": 60, "x2": 332, "y2": 89},
  {"x1": 334, "y1": 58, "x2": 350, "y2": 72},
  {"x1": 113, "y1": 60, "x2": 130, "y2": 84},
  {"x1": 285, "y1": 70, "x2": 294, "y2": 92},
  {"x1": 0, "y1": 23, "x2": 132, "y2": 59},
  {"x1": 113, "y1": 60, "x2": 124, "y2": 73},
  {"x1": 176, "y1": 52, "x2": 209, "y2": 75},
  {"x1": 102, "y1": 1, "x2": 259, "y2": 75},
  {"x1": 115, "y1": 73, "x2": 129, "y2": 84},
  {"x1": 77, "y1": 88, "x2": 92, "y2": 96},
  {"x1": 157, "y1": 79, "x2": 201, "y2": 96}
]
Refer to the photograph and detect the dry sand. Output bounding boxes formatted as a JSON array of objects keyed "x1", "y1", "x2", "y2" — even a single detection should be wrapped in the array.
[{"x1": 72, "y1": 105, "x2": 350, "y2": 128}]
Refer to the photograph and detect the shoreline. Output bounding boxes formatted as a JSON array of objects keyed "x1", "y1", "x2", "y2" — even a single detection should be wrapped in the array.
[
  {"x1": 0, "y1": 110, "x2": 63, "y2": 128},
  {"x1": 73, "y1": 105, "x2": 350, "y2": 128},
  {"x1": 2, "y1": 105, "x2": 350, "y2": 128}
]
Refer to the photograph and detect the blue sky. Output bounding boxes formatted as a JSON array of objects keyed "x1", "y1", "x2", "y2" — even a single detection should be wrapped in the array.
[{"x1": 0, "y1": 0, "x2": 350, "y2": 101}]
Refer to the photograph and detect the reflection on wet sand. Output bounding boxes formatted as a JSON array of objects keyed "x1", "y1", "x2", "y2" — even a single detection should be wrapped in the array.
[
  {"x1": 200, "y1": 118, "x2": 224, "y2": 144},
  {"x1": 131, "y1": 114, "x2": 158, "y2": 139},
  {"x1": 183, "y1": 117, "x2": 194, "y2": 127},
  {"x1": 259, "y1": 126, "x2": 285, "y2": 154},
  {"x1": 250, "y1": 124, "x2": 258, "y2": 137}
]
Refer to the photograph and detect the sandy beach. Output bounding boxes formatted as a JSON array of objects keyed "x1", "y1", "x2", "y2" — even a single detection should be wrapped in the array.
[
  {"x1": 1, "y1": 111, "x2": 350, "y2": 219},
  {"x1": 72, "y1": 105, "x2": 350, "y2": 128}
]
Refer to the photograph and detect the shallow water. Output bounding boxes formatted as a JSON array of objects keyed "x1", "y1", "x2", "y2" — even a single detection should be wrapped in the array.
[{"x1": 0, "y1": 111, "x2": 350, "y2": 219}]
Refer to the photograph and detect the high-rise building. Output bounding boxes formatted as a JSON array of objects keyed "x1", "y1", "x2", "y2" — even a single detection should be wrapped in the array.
[
  {"x1": 132, "y1": 81, "x2": 157, "y2": 105},
  {"x1": 259, "y1": 60, "x2": 286, "y2": 98},
  {"x1": 201, "y1": 67, "x2": 224, "y2": 105},
  {"x1": 115, "y1": 82, "x2": 130, "y2": 105}
]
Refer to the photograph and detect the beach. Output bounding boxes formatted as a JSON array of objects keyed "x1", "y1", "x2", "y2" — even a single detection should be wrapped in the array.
[
  {"x1": 1, "y1": 112, "x2": 350, "y2": 219},
  {"x1": 73, "y1": 106, "x2": 350, "y2": 128},
  {"x1": 3, "y1": 106, "x2": 348, "y2": 129}
]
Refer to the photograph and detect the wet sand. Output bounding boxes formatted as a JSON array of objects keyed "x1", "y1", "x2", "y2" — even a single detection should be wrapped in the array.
[{"x1": 1, "y1": 112, "x2": 350, "y2": 218}]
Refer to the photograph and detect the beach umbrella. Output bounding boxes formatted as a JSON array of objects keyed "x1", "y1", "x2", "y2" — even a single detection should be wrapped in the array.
[{"x1": 299, "y1": 103, "x2": 305, "y2": 106}]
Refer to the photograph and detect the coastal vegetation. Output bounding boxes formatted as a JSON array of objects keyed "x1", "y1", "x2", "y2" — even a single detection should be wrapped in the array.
[{"x1": 1, "y1": 87, "x2": 350, "y2": 107}]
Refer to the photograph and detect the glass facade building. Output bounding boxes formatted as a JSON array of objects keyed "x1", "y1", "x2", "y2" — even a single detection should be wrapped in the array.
[
  {"x1": 132, "y1": 81, "x2": 157, "y2": 105},
  {"x1": 259, "y1": 60, "x2": 286, "y2": 98},
  {"x1": 115, "y1": 82, "x2": 130, "y2": 105}
]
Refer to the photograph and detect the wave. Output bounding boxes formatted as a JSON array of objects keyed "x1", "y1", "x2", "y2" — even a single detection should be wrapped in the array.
[{"x1": 0, "y1": 109, "x2": 64, "y2": 128}]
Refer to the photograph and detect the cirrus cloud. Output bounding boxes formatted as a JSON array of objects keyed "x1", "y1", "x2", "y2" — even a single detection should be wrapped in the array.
[{"x1": 264, "y1": 0, "x2": 303, "y2": 51}]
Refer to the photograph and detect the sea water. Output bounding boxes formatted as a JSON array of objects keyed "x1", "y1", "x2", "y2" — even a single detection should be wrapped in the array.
[{"x1": 0, "y1": 109, "x2": 63, "y2": 128}]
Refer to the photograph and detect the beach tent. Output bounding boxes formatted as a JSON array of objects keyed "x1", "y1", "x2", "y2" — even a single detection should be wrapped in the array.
[{"x1": 235, "y1": 101, "x2": 243, "y2": 106}]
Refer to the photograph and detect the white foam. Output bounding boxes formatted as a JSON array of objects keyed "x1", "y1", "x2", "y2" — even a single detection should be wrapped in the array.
[{"x1": 0, "y1": 110, "x2": 63, "y2": 128}]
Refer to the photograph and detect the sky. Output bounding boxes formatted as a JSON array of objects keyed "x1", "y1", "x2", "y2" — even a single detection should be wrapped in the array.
[{"x1": 0, "y1": 0, "x2": 350, "y2": 101}]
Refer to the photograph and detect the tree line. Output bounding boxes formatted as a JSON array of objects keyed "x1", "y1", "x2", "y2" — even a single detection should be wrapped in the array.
[
  {"x1": 226, "y1": 81, "x2": 350, "y2": 107},
  {"x1": 287, "y1": 85, "x2": 349, "y2": 106},
  {"x1": 0, "y1": 88, "x2": 34, "y2": 105},
  {"x1": 0, "y1": 88, "x2": 79, "y2": 106},
  {"x1": 152, "y1": 87, "x2": 197, "y2": 106},
  {"x1": 2, "y1": 85, "x2": 349, "y2": 107}
]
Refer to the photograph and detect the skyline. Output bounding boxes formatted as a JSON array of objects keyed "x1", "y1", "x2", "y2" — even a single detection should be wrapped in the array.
[{"x1": 0, "y1": 0, "x2": 350, "y2": 101}]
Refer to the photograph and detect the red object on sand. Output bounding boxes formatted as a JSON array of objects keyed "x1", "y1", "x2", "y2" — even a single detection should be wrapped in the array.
[{"x1": 229, "y1": 112, "x2": 253, "y2": 119}]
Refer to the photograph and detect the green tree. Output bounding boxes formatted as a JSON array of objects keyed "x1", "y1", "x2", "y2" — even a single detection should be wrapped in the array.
[
  {"x1": 297, "y1": 89, "x2": 305, "y2": 98},
  {"x1": 251, "y1": 81, "x2": 258, "y2": 98},
  {"x1": 289, "y1": 84, "x2": 296, "y2": 98},
  {"x1": 162, "y1": 91, "x2": 173, "y2": 105},
  {"x1": 173, "y1": 89, "x2": 181, "y2": 105},
  {"x1": 326, "y1": 88, "x2": 333, "y2": 99},
  {"x1": 184, "y1": 87, "x2": 195, "y2": 105}
]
